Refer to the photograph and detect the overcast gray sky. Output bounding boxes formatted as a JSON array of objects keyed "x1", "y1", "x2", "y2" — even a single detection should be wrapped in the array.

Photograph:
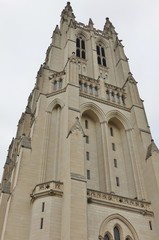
[{"x1": 0, "y1": 0, "x2": 159, "y2": 179}]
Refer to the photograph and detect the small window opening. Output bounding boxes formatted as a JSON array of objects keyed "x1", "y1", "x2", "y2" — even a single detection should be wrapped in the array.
[
  {"x1": 149, "y1": 221, "x2": 152, "y2": 230},
  {"x1": 110, "y1": 127, "x2": 113, "y2": 136},
  {"x1": 42, "y1": 202, "x2": 45, "y2": 212},
  {"x1": 116, "y1": 177, "x2": 120, "y2": 187},
  {"x1": 114, "y1": 159, "x2": 117, "y2": 168},
  {"x1": 40, "y1": 218, "x2": 44, "y2": 229},
  {"x1": 86, "y1": 135, "x2": 89, "y2": 144},
  {"x1": 112, "y1": 143, "x2": 116, "y2": 151},
  {"x1": 86, "y1": 151, "x2": 89, "y2": 160},
  {"x1": 87, "y1": 170, "x2": 90, "y2": 179},
  {"x1": 85, "y1": 120, "x2": 88, "y2": 129}
]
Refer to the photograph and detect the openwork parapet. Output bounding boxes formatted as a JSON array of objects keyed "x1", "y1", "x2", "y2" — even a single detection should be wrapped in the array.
[
  {"x1": 87, "y1": 189, "x2": 153, "y2": 216},
  {"x1": 31, "y1": 180, "x2": 63, "y2": 202}
]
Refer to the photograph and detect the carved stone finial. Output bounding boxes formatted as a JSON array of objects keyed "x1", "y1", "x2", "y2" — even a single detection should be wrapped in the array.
[
  {"x1": 61, "y1": 1, "x2": 75, "y2": 22},
  {"x1": 88, "y1": 18, "x2": 94, "y2": 29},
  {"x1": 127, "y1": 72, "x2": 137, "y2": 84},
  {"x1": 146, "y1": 140, "x2": 159, "y2": 160},
  {"x1": 103, "y1": 17, "x2": 117, "y2": 37}
]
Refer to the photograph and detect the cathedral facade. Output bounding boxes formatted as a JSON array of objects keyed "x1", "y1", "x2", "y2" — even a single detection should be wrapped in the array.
[{"x1": 0, "y1": 2, "x2": 159, "y2": 240}]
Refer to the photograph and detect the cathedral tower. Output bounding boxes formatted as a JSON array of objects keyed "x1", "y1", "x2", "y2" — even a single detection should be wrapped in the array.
[{"x1": 0, "y1": 2, "x2": 159, "y2": 240}]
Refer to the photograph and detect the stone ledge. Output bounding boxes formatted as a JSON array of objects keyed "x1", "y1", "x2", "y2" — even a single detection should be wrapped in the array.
[{"x1": 71, "y1": 172, "x2": 87, "y2": 182}]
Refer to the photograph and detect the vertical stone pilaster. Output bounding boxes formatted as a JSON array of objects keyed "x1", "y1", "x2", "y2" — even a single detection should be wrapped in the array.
[
  {"x1": 101, "y1": 121, "x2": 112, "y2": 193},
  {"x1": 126, "y1": 128, "x2": 146, "y2": 200}
]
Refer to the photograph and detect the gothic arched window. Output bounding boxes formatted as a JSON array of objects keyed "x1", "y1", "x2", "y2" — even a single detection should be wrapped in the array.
[
  {"x1": 104, "y1": 234, "x2": 110, "y2": 240},
  {"x1": 114, "y1": 226, "x2": 120, "y2": 240},
  {"x1": 96, "y1": 43, "x2": 107, "y2": 67},
  {"x1": 76, "y1": 36, "x2": 86, "y2": 59}
]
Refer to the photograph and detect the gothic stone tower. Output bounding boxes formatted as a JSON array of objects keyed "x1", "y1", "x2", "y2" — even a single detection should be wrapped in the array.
[{"x1": 0, "y1": 2, "x2": 159, "y2": 240}]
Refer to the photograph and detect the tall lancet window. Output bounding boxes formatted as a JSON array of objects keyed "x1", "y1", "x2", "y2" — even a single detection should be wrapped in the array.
[
  {"x1": 76, "y1": 36, "x2": 86, "y2": 59},
  {"x1": 96, "y1": 43, "x2": 107, "y2": 67},
  {"x1": 114, "y1": 226, "x2": 120, "y2": 240}
]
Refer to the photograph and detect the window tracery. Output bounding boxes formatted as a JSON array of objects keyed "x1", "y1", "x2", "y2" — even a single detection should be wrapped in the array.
[
  {"x1": 76, "y1": 36, "x2": 86, "y2": 59},
  {"x1": 96, "y1": 43, "x2": 107, "y2": 67}
]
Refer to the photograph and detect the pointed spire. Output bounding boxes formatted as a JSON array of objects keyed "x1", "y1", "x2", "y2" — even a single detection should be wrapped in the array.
[
  {"x1": 61, "y1": 2, "x2": 75, "y2": 23},
  {"x1": 88, "y1": 18, "x2": 94, "y2": 29},
  {"x1": 103, "y1": 17, "x2": 117, "y2": 37}
]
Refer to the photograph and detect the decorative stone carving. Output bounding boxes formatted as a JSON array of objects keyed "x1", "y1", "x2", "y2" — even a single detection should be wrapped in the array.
[
  {"x1": 127, "y1": 72, "x2": 137, "y2": 85},
  {"x1": 67, "y1": 117, "x2": 85, "y2": 138},
  {"x1": 146, "y1": 139, "x2": 159, "y2": 160},
  {"x1": 20, "y1": 135, "x2": 31, "y2": 149}
]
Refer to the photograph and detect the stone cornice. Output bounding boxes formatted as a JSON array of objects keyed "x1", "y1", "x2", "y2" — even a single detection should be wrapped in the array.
[
  {"x1": 46, "y1": 88, "x2": 66, "y2": 98},
  {"x1": 87, "y1": 189, "x2": 153, "y2": 216},
  {"x1": 79, "y1": 74, "x2": 100, "y2": 85}
]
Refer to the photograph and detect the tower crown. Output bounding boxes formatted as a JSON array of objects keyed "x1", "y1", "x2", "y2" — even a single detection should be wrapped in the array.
[{"x1": 60, "y1": 1, "x2": 75, "y2": 23}]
